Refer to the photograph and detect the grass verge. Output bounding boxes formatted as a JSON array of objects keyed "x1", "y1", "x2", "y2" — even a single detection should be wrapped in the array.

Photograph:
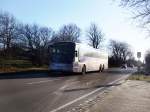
[
  {"x1": 0, "y1": 59, "x2": 48, "y2": 73},
  {"x1": 128, "y1": 72, "x2": 150, "y2": 82},
  {"x1": 0, "y1": 67, "x2": 48, "y2": 73}
]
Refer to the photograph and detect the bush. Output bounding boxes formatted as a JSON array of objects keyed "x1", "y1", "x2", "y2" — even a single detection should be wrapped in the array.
[
  {"x1": 0, "y1": 59, "x2": 32, "y2": 68},
  {"x1": 145, "y1": 51, "x2": 150, "y2": 73}
]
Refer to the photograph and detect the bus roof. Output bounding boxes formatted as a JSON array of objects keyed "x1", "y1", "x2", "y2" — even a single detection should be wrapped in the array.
[{"x1": 49, "y1": 41, "x2": 107, "y2": 54}]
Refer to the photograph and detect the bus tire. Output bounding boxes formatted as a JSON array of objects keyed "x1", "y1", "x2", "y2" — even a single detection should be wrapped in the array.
[
  {"x1": 99, "y1": 65, "x2": 102, "y2": 72},
  {"x1": 101, "y1": 64, "x2": 105, "y2": 72},
  {"x1": 82, "y1": 65, "x2": 86, "y2": 75}
]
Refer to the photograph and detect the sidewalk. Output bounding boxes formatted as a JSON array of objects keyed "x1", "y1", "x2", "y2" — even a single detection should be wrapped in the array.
[{"x1": 87, "y1": 80, "x2": 150, "y2": 112}]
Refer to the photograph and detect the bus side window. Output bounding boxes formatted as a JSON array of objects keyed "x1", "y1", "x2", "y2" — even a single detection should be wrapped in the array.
[
  {"x1": 53, "y1": 48, "x2": 56, "y2": 53},
  {"x1": 57, "y1": 49, "x2": 60, "y2": 53},
  {"x1": 75, "y1": 51, "x2": 78, "y2": 57}
]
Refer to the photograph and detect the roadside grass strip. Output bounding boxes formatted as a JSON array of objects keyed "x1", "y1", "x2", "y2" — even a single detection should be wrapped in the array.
[{"x1": 128, "y1": 73, "x2": 150, "y2": 82}]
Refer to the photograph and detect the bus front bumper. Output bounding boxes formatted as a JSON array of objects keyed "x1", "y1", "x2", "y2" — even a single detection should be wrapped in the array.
[{"x1": 49, "y1": 63, "x2": 80, "y2": 73}]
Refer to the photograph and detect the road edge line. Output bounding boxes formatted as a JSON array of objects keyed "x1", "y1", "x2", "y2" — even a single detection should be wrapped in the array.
[{"x1": 50, "y1": 74, "x2": 130, "y2": 112}]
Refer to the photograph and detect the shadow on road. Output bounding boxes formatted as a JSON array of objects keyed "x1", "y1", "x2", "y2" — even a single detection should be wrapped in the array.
[
  {"x1": 63, "y1": 83, "x2": 121, "y2": 92},
  {"x1": 0, "y1": 70, "x2": 82, "y2": 80},
  {"x1": 0, "y1": 70, "x2": 110, "y2": 80},
  {"x1": 0, "y1": 68, "x2": 134, "y2": 80}
]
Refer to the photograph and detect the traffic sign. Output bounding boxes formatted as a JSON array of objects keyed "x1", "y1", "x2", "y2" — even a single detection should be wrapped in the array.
[{"x1": 137, "y1": 52, "x2": 141, "y2": 59}]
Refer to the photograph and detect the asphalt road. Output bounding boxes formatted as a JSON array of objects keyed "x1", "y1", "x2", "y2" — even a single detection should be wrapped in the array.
[{"x1": 0, "y1": 68, "x2": 135, "y2": 112}]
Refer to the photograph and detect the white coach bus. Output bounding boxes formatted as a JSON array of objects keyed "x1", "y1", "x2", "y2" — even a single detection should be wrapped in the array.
[{"x1": 49, "y1": 42, "x2": 108, "y2": 74}]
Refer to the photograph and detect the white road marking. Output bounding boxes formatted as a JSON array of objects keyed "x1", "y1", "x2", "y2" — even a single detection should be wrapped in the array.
[
  {"x1": 27, "y1": 79, "x2": 60, "y2": 85},
  {"x1": 59, "y1": 85, "x2": 68, "y2": 90},
  {"x1": 50, "y1": 74, "x2": 130, "y2": 112},
  {"x1": 59, "y1": 80, "x2": 80, "y2": 90},
  {"x1": 69, "y1": 81, "x2": 80, "y2": 85}
]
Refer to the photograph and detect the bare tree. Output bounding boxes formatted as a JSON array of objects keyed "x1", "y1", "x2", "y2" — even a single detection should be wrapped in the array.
[
  {"x1": 109, "y1": 40, "x2": 133, "y2": 66},
  {"x1": 39, "y1": 27, "x2": 54, "y2": 47},
  {"x1": 54, "y1": 24, "x2": 81, "y2": 42},
  {"x1": 19, "y1": 24, "x2": 53, "y2": 65},
  {"x1": 19, "y1": 24, "x2": 52, "y2": 50},
  {"x1": 120, "y1": 0, "x2": 150, "y2": 27},
  {"x1": 0, "y1": 11, "x2": 18, "y2": 58},
  {"x1": 87, "y1": 23, "x2": 104, "y2": 49},
  {"x1": 38, "y1": 27, "x2": 54, "y2": 65}
]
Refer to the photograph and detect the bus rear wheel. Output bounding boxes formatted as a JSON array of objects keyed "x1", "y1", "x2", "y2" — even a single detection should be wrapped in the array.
[
  {"x1": 99, "y1": 65, "x2": 102, "y2": 72},
  {"x1": 101, "y1": 64, "x2": 105, "y2": 72},
  {"x1": 82, "y1": 65, "x2": 86, "y2": 75}
]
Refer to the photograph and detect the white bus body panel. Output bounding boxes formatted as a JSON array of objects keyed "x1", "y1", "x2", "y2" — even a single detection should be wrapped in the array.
[{"x1": 73, "y1": 43, "x2": 108, "y2": 73}]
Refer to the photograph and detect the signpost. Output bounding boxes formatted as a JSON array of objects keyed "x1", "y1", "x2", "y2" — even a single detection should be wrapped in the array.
[
  {"x1": 137, "y1": 52, "x2": 141, "y2": 59},
  {"x1": 137, "y1": 52, "x2": 141, "y2": 72}
]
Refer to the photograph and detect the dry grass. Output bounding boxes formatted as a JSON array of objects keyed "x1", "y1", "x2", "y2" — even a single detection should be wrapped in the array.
[
  {"x1": 0, "y1": 67, "x2": 48, "y2": 73},
  {"x1": 0, "y1": 59, "x2": 48, "y2": 73},
  {"x1": 128, "y1": 73, "x2": 150, "y2": 82}
]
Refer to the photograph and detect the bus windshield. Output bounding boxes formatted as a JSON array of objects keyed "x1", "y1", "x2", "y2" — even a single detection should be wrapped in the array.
[{"x1": 50, "y1": 42, "x2": 75, "y2": 64}]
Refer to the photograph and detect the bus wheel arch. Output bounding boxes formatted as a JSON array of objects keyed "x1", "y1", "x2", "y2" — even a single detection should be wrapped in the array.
[
  {"x1": 101, "y1": 64, "x2": 105, "y2": 72},
  {"x1": 99, "y1": 64, "x2": 102, "y2": 72}
]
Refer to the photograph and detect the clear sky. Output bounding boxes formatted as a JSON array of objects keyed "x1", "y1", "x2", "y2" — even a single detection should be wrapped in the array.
[{"x1": 0, "y1": 0, "x2": 150, "y2": 60}]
